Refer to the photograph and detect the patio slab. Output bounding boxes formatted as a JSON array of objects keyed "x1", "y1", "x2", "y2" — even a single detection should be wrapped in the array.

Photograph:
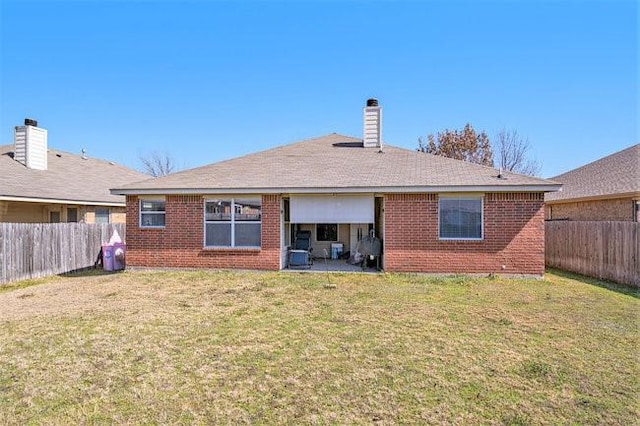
[{"x1": 285, "y1": 258, "x2": 380, "y2": 273}]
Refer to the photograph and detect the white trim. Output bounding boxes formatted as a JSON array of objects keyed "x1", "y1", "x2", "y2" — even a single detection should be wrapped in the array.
[
  {"x1": 204, "y1": 198, "x2": 262, "y2": 249},
  {"x1": 438, "y1": 195, "x2": 484, "y2": 241},
  {"x1": 545, "y1": 191, "x2": 640, "y2": 204},
  {"x1": 112, "y1": 184, "x2": 562, "y2": 196},
  {"x1": 139, "y1": 198, "x2": 166, "y2": 229},
  {"x1": 280, "y1": 198, "x2": 286, "y2": 269},
  {"x1": 202, "y1": 200, "x2": 207, "y2": 248},
  {"x1": 0, "y1": 195, "x2": 125, "y2": 207}
]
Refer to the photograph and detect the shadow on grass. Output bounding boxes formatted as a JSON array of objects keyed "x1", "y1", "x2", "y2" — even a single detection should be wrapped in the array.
[
  {"x1": 58, "y1": 266, "x2": 120, "y2": 278},
  {"x1": 0, "y1": 268, "x2": 125, "y2": 294},
  {"x1": 547, "y1": 267, "x2": 639, "y2": 299}
]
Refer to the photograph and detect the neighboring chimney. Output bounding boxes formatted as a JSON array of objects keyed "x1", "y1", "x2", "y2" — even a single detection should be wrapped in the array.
[
  {"x1": 14, "y1": 118, "x2": 48, "y2": 170},
  {"x1": 363, "y1": 98, "x2": 382, "y2": 148}
]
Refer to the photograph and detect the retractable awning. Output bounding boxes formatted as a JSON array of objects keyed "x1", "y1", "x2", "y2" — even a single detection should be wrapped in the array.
[{"x1": 290, "y1": 195, "x2": 374, "y2": 224}]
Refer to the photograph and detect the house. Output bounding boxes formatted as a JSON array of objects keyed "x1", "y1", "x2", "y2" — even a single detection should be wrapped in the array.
[
  {"x1": 545, "y1": 144, "x2": 640, "y2": 222},
  {"x1": 0, "y1": 119, "x2": 149, "y2": 223},
  {"x1": 112, "y1": 100, "x2": 561, "y2": 275}
]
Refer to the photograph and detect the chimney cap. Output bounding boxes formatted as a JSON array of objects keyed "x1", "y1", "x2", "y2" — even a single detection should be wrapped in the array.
[
  {"x1": 366, "y1": 98, "x2": 379, "y2": 107},
  {"x1": 24, "y1": 118, "x2": 38, "y2": 127}
]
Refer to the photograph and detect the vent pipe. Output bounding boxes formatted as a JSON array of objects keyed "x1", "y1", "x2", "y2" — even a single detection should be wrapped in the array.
[
  {"x1": 363, "y1": 98, "x2": 382, "y2": 148},
  {"x1": 14, "y1": 118, "x2": 48, "y2": 170}
]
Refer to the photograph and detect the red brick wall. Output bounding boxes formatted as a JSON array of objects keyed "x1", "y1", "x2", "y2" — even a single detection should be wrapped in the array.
[
  {"x1": 126, "y1": 191, "x2": 544, "y2": 275},
  {"x1": 125, "y1": 194, "x2": 281, "y2": 270},
  {"x1": 384, "y1": 193, "x2": 545, "y2": 275}
]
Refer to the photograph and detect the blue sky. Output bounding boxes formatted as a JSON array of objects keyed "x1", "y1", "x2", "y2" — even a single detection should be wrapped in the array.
[{"x1": 0, "y1": 0, "x2": 637, "y2": 178}]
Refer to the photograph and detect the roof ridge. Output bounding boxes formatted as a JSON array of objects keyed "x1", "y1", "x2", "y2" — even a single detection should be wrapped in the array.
[
  {"x1": 143, "y1": 133, "x2": 363, "y2": 182},
  {"x1": 113, "y1": 132, "x2": 560, "y2": 194},
  {"x1": 1, "y1": 143, "x2": 147, "y2": 177}
]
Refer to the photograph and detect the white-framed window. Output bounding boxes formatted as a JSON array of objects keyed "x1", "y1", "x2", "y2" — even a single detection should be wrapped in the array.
[
  {"x1": 439, "y1": 195, "x2": 483, "y2": 240},
  {"x1": 140, "y1": 199, "x2": 166, "y2": 228},
  {"x1": 95, "y1": 207, "x2": 110, "y2": 224},
  {"x1": 205, "y1": 198, "x2": 261, "y2": 248}
]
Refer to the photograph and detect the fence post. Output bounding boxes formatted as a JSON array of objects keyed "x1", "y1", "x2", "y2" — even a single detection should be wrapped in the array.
[
  {"x1": 545, "y1": 221, "x2": 639, "y2": 287},
  {"x1": 1, "y1": 223, "x2": 5, "y2": 284},
  {"x1": 0, "y1": 222, "x2": 128, "y2": 285}
]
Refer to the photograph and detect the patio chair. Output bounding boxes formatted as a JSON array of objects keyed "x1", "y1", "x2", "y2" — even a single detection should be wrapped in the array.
[
  {"x1": 288, "y1": 230, "x2": 313, "y2": 268},
  {"x1": 355, "y1": 229, "x2": 381, "y2": 271}
]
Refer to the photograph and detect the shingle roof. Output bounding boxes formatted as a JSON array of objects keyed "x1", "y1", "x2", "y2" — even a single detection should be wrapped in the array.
[
  {"x1": 0, "y1": 144, "x2": 150, "y2": 205},
  {"x1": 545, "y1": 144, "x2": 640, "y2": 203},
  {"x1": 113, "y1": 133, "x2": 559, "y2": 195}
]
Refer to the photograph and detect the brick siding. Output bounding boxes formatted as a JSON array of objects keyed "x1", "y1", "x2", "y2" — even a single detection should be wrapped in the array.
[
  {"x1": 125, "y1": 194, "x2": 281, "y2": 270},
  {"x1": 126, "y1": 192, "x2": 545, "y2": 275},
  {"x1": 384, "y1": 192, "x2": 545, "y2": 275},
  {"x1": 545, "y1": 197, "x2": 636, "y2": 221}
]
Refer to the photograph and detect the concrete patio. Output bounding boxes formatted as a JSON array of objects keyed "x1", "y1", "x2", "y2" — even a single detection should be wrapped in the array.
[{"x1": 284, "y1": 258, "x2": 380, "y2": 273}]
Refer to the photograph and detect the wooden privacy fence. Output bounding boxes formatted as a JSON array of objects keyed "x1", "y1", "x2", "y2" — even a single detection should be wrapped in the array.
[
  {"x1": 0, "y1": 223, "x2": 126, "y2": 284},
  {"x1": 545, "y1": 221, "x2": 639, "y2": 287}
]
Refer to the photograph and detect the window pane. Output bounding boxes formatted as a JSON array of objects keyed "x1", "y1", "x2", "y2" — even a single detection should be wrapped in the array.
[
  {"x1": 439, "y1": 199, "x2": 482, "y2": 239},
  {"x1": 206, "y1": 223, "x2": 231, "y2": 246},
  {"x1": 235, "y1": 223, "x2": 261, "y2": 246},
  {"x1": 234, "y1": 199, "x2": 261, "y2": 221},
  {"x1": 141, "y1": 201, "x2": 165, "y2": 212},
  {"x1": 50, "y1": 211, "x2": 60, "y2": 223},
  {"x1": 206, "y1": 200, "x2": 232, "y2": 221},
  {"x1": 141, "y1": 213, "x2": 165, "y2": 227},
  {"x1": 95, "y1": 208, "x2": 110, "y2": 224},
  {"x1": 316, "y1": 224, "x2": 338, "y2": 241},
  {"x1": 67, "y1": 208, "x2": 78, "y2": 223}
]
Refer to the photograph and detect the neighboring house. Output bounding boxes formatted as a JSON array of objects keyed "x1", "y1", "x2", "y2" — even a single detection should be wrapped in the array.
[
  {"x1": 0, "y1": 119, "x2": 149, "y2": 223},
  {"x1": 545, "y1": 144, "x2": 640, "y2": 222},
  {"x1": 112, "y1": 100, "x2": 561, "y2": 275}
]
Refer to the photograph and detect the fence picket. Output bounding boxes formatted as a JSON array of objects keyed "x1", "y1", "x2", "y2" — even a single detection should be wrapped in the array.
[
  {"x1": 0, "y1": 223, "x2": 125, "y2": 284},
  {"x1": 545, "y1": 221, "x2": 639, "y2": 287}
]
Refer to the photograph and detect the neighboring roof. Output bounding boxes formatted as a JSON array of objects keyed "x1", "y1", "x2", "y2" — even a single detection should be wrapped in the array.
[
  {"x1": 113, "y1": 133, "x2": 560, "y2": 195},
  {"x1": 0, "y1": 144, "x2": 150, "y2": 206},
  {"x1": 545, "y1": 144, "x2": 640, "y2": 203}
]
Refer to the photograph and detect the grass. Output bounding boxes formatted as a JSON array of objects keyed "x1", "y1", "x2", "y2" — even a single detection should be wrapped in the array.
[{"x1": 0, "y1": 269, "x2": 637, "y2": 425}]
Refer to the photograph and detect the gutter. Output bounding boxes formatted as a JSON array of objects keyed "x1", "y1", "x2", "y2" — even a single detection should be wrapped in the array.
[
  {"x1": 545, "y1": 191, "x2": 640, "y2": 204},
  {"x1": 112, "y1": 184, "x2": 563, "y2": 196},
  {"x1": 0, "y1": 195, "x2": 126, "y2": 207}
]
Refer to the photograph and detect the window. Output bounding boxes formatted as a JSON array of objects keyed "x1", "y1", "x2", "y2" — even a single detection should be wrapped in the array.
[
  {"x1": 634, "y1": 201, "x2": 640, "y2": 222},
  {"x1": 49, "y1": 211, "x2": 60, "y2": 223},
  {"x1": 439, "y1": 196, "x2": 483, "y2": 240},
  {"x1": 140, "y1": 200, "x2": 165, "y2": 228},
  {"x1": 95, "y1": 208, "x2": 110, "y2": 224},
  {"x1": 67, "y1": 208, "x2": 78, "y2": 223},
  {"x1": 316, "y1": 223, "x2": 338, "y2": 242},
  {"x1": 205, "y1": 198, "x2": 261, "y2": 247}
]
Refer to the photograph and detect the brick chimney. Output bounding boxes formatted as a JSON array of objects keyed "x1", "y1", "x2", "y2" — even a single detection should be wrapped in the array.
[
  {"x1": 363, "y1": 98, "x2": 382, "y2": 148},
  {"x1": 14, "y1": 118, "x2": 47, "y2": 170}
]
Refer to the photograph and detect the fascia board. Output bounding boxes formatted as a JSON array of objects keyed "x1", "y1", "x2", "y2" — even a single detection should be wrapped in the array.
[{"x1": 112, "y1": 184, "x2": 562, "y2": 196}]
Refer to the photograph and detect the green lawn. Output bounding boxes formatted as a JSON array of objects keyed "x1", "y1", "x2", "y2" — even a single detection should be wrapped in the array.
[{"x1": 0, "y1": 269, "x2": 637, "y2": 425}]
